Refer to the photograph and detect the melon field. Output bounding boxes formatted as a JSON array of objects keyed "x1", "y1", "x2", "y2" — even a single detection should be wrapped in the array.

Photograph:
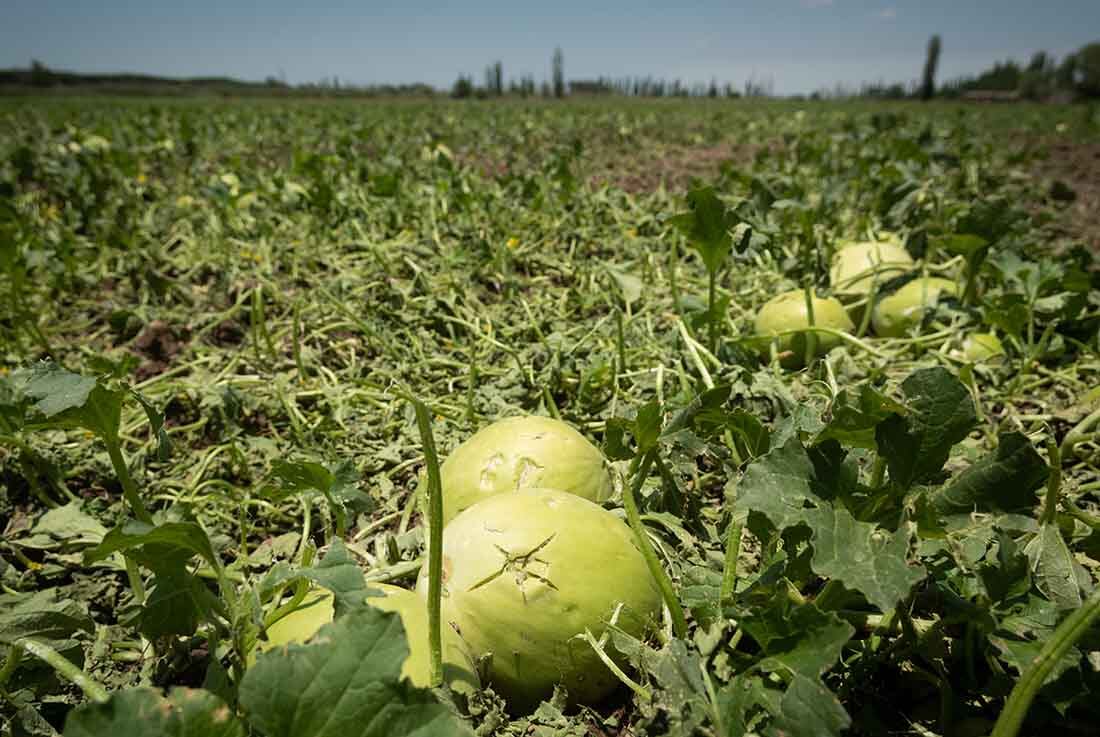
[{"x1": 2, "y1": 97, "x2": 1100, "y2": 737}]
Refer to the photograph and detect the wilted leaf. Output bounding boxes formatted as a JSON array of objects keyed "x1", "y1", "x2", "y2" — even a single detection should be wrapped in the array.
[{"x1": 929, "y1": 432, "x2": 1048, "y2": 515}]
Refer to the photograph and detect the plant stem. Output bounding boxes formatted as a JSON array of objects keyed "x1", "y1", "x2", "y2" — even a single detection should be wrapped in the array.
[
  {"x1": 1040, "y1": 440, "x2": 1062, "y2": 526},
  {"x1": 292, "y1": 301, "x2": 307, "y2": 381},
  {"x1": 803, "y1": 285, "x2": 818, "y2": 367},
  {"x1": 624, "y1": 449, "x2": 688, "y2": 639},
  {"x1": 411, "y1": 398, "x2": 444, "y2": 688},
  {"x1": 616, "y1": 308, "x2": 627, "y2": 378},
  {"x1": 1, "y1": 639, "x2": 109, "y2": 704},
  {"x1": 582, "y1": 628, "x2": 652, "y2": 702},
  {"x1": 105, "y1": 441, "x2": 153, "y2": 524},
  {"x1": 719, "y1": 512, "x2": 744, "y2": 606},
  {"x1": 707, "y1": 268, "x2": 718, "y2": 355},
  {"x1": 990, "y1": 586, "x2": 1100, "y2": 737},
  {"x1": 1060, "y1": 406, "x2": 1100, "y2": 462},
  {"x1": 869, "y1": 455, "x2": 887, "y2": 489}
]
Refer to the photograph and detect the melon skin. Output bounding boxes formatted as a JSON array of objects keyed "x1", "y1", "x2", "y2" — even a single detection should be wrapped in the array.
[
  {"x1": 871, "y1": 277, "x2": 958, "y2": 338},
  {"x1": 830, "y1": 240, "x2": 915, "y2": 297},
  {"x1": 753, "y1": 290, "x2": 854, "y2": 367},
  {"x1": 429, "y1": 415, "x2": 614, "y2": 527},
  {"x1": 417, "y1": 487, "x2": 661, "y2": 713},
  {"x1": 962, "y1": 332, "x2": 1006, "y2": 363},
  {"x1": 253, "y1": 583, "x2": 480, "y2": 694}
]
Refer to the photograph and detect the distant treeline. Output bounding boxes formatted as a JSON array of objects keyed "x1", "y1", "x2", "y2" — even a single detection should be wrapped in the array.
[
  {"x1": 4, "y1": 40, "x2": 1098, "y2": 101},
  {"x1": 843, "y1": 41, "x2": 1100, "y2": 101},
  {"x1": 0, "y1": 61, "x2": 436, "y2": 98}
]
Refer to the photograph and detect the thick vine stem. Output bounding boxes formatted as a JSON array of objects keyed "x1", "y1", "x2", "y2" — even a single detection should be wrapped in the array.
[
  {"x1": 106, "y1": 442, "x2": 153, "y2": 525},
  {"x1": 1060, "y1": 406, "x2": 1100, "y2": 463},
  {"x1": 411, "y1": 398, "x2": 445, "y2": 689},
  {"x1": 1, "y1": 639, "x2": 109, "y2": 704},
  {"x1": 990, "y1": 586, "x2": 1100, "y2": 737},
  {"x1": 624, "y1": 449, "x2": 688, "y2": 639},
  {"x1": 719, "y1": 512, "x2": 744, "y2": 606}
]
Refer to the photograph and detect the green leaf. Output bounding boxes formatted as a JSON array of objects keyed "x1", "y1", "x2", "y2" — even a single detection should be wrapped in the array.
[
  {"x1": 256, "y1": 539, "x2": 368, "y2": 618},
  {"x1": 84, "y1": 521, "x2": 220, "y2": 571},
  {"x1": 766, "y1": 674, "x2": 851, "y2": 737},
  {"x1": 738, "y1": 440, "x2": 925, "y2": 612},
  {"x1": 19, "y1": 503, "x2": 108, "y2": 550},
  {"x1": 738, "y1": 600, "x2": 854, "y2": 678},
  {"x1": 717, "y1": 675, "x2": 772, "y2": 737},
  {"x1": 302, "y1": 539, "x2": 369, "y2": 617},
  {"x1": 977, "y1": 532, "x2": 1031, "y2": 605},
  {"x1": 18, "y1": 363, "x2": 125, "y2": 443},
  {"x1": 929, "y1": 432, "x2": 1049, "y2": 515},
  {"x1": 633, "y1": 400, "x2": 663, "y2": 453},
  {"x1": 737, "y1": 438, "x2": 819, "y2": 532},
  {"x1": 606, "y1": 265, "x2": 643, "y2": 306},
  {"x1": 131, "y1": 390, "x2": 173, "y2": 461},
  {"x1": 989, "y1": 635, "x2": 1080, "y2": 686},
  {"x1": 808, "y1": 508, "x2": 926, "y2": 613},
  {"x1": 1024, "y1": 524, "x2": 1083, "y2": 610},
  {"x1": 669, "y1": 186, "x2": 738, "y2": 275},
  {"x1": 19, "y1": 363, "x2": 96, "y2": 418},
  {"x1": 139, "y1": 563, "x2": 225, "y2": 638},
  {"x1": 239, "y1": 606, "x2": 472, "y2": 737},
  {"x1": 0, "y1": 589, "x2": 94, "y2": 645},
  {"x1": 875, "y1": 367, "x2": 976, "y2": 489},
  {"x1": 269, "y1": 460, "x2": 334, "y2": 498},
  {"x1": 63, "y1": 687, "x2": 244, "y2": 737},
  {"x1": 814, "y1": 385, "x2": 905, "y2": 449}
]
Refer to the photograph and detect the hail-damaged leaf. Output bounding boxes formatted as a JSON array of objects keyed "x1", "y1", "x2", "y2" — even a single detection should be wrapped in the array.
[
  {"x1": 258, "y1": 539, "x2": 368, "y2": 618},
  {"x1": 977, "y1": 532, "x2": 1031, "y2": 605},
  {"x1": 738, "y1": 439, "x2": 925, "y2": 612},
  {"x1": 814, "y1": 384, "x2": 906, "y2": 449},
  {"x1": 668, "y1": 186, "x2": 739, "y2": 274},
  {"x1": 1024, "y1": 524, "x2": 1084, "y2": 610},
  {"x1": 18, "y1": 503, "x2": 108, "y2": 551},
  {"x1": 63, "y1": 687, "x2": 244, "y2": 737},
  {"x1": 929, "y1": 432, "x2": 1049, "y2": 515},
  {"x1": 875, "y1": 367, "x2": 976, "y2": 489},
  {"x1": 737, "y1": 599, "x2": 853, "y2": 679},
  {"x1": 809, "y1": 509, "x2": 926, "y2": 613},
  {"x1": 239, "y1": 606, "x2": 472, "y2": 737},
  {"x1": 25, "y1": 375, "x2": 125, "y2": 442},
  {"x1": 18, "y1": 362, "x2": 97, "y2": 418},
  {"x1": 768, "y1": 674, "x2": 851, "y2": 737}
]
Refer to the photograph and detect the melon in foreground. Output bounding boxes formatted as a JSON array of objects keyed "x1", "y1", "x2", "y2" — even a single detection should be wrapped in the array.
[
  {"x1": 430, "y1": 415, "x2": 613, "y2": 527},
  {"x1": 253, "y1": 583, "x2": 479, "y2": 694},
  {"x1": 830, "y1": 239, "x2": 914, "y2": 297},
  {"x1": 418, "y1": 487, "x2": 661, "y2": 712},
  {"x1": 753, "y1": 290, "x2": 854, "y2": 367},
  {"x1": 871, "y1": 277, "x2": 958, "y2": 337}
]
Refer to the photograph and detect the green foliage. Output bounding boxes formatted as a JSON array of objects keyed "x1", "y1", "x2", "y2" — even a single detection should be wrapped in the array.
[{"x1": 1, "y1": 98, "x2": 1097, "y2": 737}]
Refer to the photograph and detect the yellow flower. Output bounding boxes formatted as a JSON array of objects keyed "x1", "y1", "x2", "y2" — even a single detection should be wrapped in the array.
[
  {"x1": 136, "y1": 173, "x2": 147, "y2": 184},
  {"x1": 506, "y1": 237, "x2": 519, "y2": 250}
]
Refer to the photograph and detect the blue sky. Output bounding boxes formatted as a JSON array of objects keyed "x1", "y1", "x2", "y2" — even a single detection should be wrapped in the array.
[{"x1": 3, "y1": 1, "x2": 1098, "y2": 95}]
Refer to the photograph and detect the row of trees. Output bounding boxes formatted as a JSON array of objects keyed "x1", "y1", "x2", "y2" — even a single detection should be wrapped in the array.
[
  {"x1": 451, "y1": 48, "x2": 774, "y2": 99},
  {"x1": 940, "y1": 43, "x2": 1100, "y2": 100}
]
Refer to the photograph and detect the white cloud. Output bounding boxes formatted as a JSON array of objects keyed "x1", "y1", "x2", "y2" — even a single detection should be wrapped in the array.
[{"x1": 876, "y1": 7, "x2": 897, "y2": 20}]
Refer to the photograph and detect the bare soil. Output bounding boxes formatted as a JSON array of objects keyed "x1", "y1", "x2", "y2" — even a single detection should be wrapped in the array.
[{"x1": 1029, "y1": 137, "x2": 1100, "y2": 254}]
